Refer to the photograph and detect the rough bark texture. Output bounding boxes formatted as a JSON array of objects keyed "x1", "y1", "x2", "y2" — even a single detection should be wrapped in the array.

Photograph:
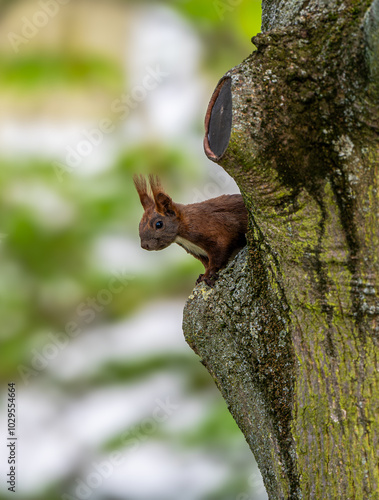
[{"x1": 183, "y1": 1, "x2": 379, "y2": 498}]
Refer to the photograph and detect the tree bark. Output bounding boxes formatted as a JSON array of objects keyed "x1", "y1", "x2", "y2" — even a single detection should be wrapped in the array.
[{"x1": 183, "y1": 1, "x2": 379, "y2": 498}]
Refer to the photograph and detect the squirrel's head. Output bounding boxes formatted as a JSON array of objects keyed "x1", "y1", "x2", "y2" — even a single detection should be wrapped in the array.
[{"x1": 134, "y1": 175, "x2": 180, "y2": 251}]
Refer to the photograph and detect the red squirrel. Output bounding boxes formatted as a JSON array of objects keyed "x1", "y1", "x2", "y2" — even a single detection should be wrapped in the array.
[{"x1": 134, "y1": 175, "x2": 248, "y2": 286}]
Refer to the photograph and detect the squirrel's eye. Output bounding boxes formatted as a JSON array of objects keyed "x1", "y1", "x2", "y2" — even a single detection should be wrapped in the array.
[{"x1": 155, "y1": 221, "x2": 163, "y2": 229}]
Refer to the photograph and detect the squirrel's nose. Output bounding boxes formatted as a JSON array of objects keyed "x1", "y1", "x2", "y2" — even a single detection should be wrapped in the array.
[{"x1": 141, "y1": 241, "x2": 150, "y2": 250}]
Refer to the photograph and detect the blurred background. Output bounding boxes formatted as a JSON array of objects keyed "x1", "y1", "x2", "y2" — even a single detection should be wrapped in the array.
[{"x1": 0, "y1": 0, "x2": 266, "y2": 499}]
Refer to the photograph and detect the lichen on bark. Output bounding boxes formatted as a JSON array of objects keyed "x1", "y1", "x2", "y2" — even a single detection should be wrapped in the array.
[
  {"x1": 183, "y1": 0, "x2": 379, "y2": 498},
  {"x1": 184, "y1": 247, "x2": 298, "y2": 498}
]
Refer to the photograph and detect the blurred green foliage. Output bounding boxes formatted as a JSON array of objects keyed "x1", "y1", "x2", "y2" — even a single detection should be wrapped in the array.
[
  {"x1": 0, "y1": 1, "x2": 264, "y2": 498},
  {"x1": 0, "y1": 53, "x2": 123, "y2": 92}
]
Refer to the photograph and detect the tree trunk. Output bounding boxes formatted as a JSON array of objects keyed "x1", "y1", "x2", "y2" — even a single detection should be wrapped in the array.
[{"x1": 182, "y1": 1, "x2": 379, "y2": 498}]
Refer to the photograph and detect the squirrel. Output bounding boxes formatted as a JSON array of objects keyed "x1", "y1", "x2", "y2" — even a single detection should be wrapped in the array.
[{"x1": 134, "y1": 174, "x2": 248, "y2": 286}]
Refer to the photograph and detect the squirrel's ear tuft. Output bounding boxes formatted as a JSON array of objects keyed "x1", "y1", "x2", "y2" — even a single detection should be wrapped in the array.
[
  {"x1": 149, "y1": 175, "x2": 175, "y2": 215},
  {"x1": 133, "y1": 175, "x2": 154, "y2": 211},
  {"x1": 155, "y1": 192, "x2": 175, "y2": 215}
]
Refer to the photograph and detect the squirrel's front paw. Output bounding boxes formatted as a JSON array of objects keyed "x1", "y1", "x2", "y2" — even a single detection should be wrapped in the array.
[
  {"x1": 196, "y1": 274, "x2": 204, "y2": 284},
  {"x1": 196, "y1": 273, "x2": 218, "y2": 287}
]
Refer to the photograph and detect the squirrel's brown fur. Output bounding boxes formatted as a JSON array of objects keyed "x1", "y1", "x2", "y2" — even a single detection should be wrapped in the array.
[{"x1": 134, "y1": 174, "x2": 248, "y2": 286}]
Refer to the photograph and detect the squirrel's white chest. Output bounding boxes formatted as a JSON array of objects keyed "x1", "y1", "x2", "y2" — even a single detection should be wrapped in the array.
[{"x1": 175, "y1": 237, "x2": 208, "y2": 258}]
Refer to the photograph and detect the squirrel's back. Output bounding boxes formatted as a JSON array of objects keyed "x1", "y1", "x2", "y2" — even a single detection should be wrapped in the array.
[{"x1": 180, "y1": 194, "x2": 247, "y2": 232}]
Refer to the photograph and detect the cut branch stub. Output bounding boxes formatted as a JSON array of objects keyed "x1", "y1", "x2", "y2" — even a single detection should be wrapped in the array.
[
  {"x1": 204, "y1": 76, "x2": 233, "y2": 161},
  {"x1": 202, "y1": 59, "x2": 268, "y2": 199}
]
